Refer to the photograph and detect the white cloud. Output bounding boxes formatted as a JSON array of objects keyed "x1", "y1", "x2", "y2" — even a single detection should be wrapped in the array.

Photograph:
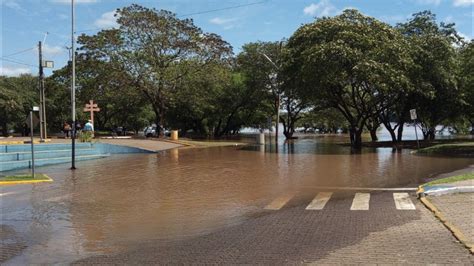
[
  {"x1": 3, "y1": 0, "x2": 26, "y2": 12},
  {"x1": 32, "y1": 44, "x2": 64, "y2": 56},
  {"x1": 0, "y1": 66, "x2": 31, "y2": 77},
  {"x1": 209, "y1": 17, "x2": 237, "y2": 25},
  {"x1": 94, "y1": 10, "x2": 119, "y2": 28},
  {"x1": 42, "y1": 44, "x2": 64, "y2": 56},
  {"x1": 415, "y1": 0, "x2": 442, "y2": 5},
  {"x1": 303, "y1": 0, "x2": 338, "y2": 17},
  {"x1": 453, "y1": 0, "x2": 473, "y2": 6},
  {"x1": 50, "y1": 0, "x2": 99, "y2": 4},
  {"x1": 458, "y1": 32, "x2": 473, "y2": 40}
]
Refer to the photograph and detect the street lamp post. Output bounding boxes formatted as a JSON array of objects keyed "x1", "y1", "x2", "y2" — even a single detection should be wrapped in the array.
[
  {"x1": 261, "y1": 53, "x2": 281, "y2": 145},
  {"x1": 71, "y1": 0, "x2": 76, "y2": 169},
  {"x1": 30, "y1": 106, "x2": 40, "y2": 178}
]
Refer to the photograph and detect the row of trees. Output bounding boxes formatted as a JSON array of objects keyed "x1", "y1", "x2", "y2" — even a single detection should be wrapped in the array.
[
  {"x1": 284, "y1": 10, "x2": 472, "y2": 148},
  {"x1": 1, "y1": 5, "x2": 472, "y2": 149}
]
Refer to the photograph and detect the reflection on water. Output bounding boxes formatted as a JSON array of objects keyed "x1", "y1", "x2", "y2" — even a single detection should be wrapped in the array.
[{"x1": 2, "y1": 137, "x2": 473, "y2": 263}]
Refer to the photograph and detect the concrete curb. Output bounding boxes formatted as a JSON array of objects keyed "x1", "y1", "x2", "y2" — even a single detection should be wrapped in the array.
[
  {"x1": 417, "y1": 186, "x2": 474, "y2": 254},
  {"x1": 0, "y1": 139, "x2": 52, "y2": 145},
  {"x1": 0, "y1": 174, "x2": 53, "y2": 185},
  {"x1": 160, "y1": 139, "x2": 194, "y2": 147},
  {"x1": 422, "y1": 186, "x2": 474, "y2": 196}
]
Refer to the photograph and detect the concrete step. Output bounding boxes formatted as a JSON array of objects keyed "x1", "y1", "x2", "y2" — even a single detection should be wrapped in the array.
[
  {"x1": 0, "y1": 149, "x2": 100, "y2": 161},
  {"x1": 0, "y1": 143, "x2": 93, "y2": 153},
  {"x1": 0, "y1": 154, "x2": 110, "y2": 172}
]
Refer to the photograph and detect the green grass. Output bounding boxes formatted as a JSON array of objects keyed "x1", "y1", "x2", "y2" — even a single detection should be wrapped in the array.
[
  {"x1": 424, "y1": 173, "x2": 474, "y2": 186},
  {"x1": 416, "y1": 142, "x2": 474, "y2": 156},
  {"x1": 0, "y1": 174, "x2": 50, "y2": 181}
]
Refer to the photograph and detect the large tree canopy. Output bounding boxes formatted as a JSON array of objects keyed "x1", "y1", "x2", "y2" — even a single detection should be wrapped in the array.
[
  {"x1": 78, "y1": 4, "x2": 232, "y2": 132},
  {"x1": 397, "y1": 11, "x2": 462, "y2": 140},
  {"x1": 0, "y1": 75, "x2": 37, "y2": 136},
  {"x1": 286, "y1": 9, "x2": 413, "y2": 149}
]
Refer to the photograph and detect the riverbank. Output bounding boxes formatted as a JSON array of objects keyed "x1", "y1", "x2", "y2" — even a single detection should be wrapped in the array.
[
  {"x1": 416, "y1": 142, "x2": 474, "y2": 157},
  {"x1": 361, "y1": 138, "x2": 474, "y2": 149}
]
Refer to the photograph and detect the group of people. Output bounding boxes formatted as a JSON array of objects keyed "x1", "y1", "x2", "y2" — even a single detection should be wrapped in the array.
[{"x1": 63, "y1": 120, "x2": 94, "y2": 138}]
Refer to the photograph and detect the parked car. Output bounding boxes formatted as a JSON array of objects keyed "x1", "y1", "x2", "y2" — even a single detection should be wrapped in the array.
[{"x1": 140, "y1": 126, "x2": 170, "y2": 138}]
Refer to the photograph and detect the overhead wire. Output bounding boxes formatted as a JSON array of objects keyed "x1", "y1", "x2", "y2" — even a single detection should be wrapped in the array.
[
  {"x1": 2, "y1": 47, "x2": 36, "y2": 58},
  {"x1": 0, "y1": 57, "x2": 38, "y2": 68},
  {"x1": 178, "y1": 0, "x2": 267, "y2": 17},
  {"x1": 75, "y1": 0, "x2": 268, "y2": 34}
]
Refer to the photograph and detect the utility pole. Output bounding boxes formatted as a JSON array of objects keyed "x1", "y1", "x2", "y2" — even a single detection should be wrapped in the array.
[
  {"x1": 38, "y1": 41, "x2": 46, "y2": 141},
  {"x1": 262, "y1": 52, "x2": 281, "y2": 145},
  {"x1": 71, "y1": 0, "x2": 76, "y2": 169}
]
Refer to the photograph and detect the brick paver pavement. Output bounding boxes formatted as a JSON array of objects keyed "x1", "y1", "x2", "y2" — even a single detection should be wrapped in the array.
[
  {"x1": 428, "y1": 193, "x2": 474, "y2": 248},
  {"x1": 73, "y1": 192, "x2": 474, "y2": 264},
  {"x1": 0, "y1": 225, "x2": 27, "y2": 262}
]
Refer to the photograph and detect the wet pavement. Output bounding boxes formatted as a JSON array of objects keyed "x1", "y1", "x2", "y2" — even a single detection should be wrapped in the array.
[{"x1": 1, "y1": 137, "x2": 474, "y2": 263}]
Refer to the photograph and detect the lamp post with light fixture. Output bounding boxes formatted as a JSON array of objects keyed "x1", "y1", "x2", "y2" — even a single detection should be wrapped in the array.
[{"x1": 29, "y1": 106, "x2": 40, "y2": 178}]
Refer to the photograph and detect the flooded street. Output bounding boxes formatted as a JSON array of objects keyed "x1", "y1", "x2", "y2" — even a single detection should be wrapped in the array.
[{"x1": 1, "y1": 136, "x2": 473, "y2": 264}]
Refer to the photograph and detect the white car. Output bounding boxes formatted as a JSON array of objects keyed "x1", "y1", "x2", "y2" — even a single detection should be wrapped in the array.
[{"x1": 140, "y1": 126, "x2": 170, "y2": 137}]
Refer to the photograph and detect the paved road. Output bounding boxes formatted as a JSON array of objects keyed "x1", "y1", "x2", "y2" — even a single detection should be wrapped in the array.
[{"x1": 73, "y1": 190, "x2": 473, "y2": 264}]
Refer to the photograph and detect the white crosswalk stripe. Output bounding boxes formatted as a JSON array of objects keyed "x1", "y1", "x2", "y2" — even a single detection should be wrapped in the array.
[
  {"x1": 265, "y1": 192, "x2": 416, "y2": 211},
  {"x1": 393, "y1": 192, "x2": 416, "y2": 210},
  {"x1": 350, "y1": 193, "x2": 370, "y2": 210},
  {"x1": 264, "y1": 194, "x2": 293, "y2": 210},
  {"x1": 306, "y1": 192, "x2": 333, "y2": 210}
]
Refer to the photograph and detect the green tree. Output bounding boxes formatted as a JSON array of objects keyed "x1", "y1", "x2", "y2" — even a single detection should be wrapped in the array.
[
  {"x1": 459, "y1": 41, "x2": 474, "y2": 134},
  {"x1": 78, "y1": 4, "x2": 232, "y2": 134},
  {"x1": 397, "y1": 11, "x2": 463, "y2": 140},
  {"x1": 286, "y1": 9, "x2": 412, "y2": 149},
  {"x1": 0, "y1": 75, "x2": 37, "y2": 136},
  {"x1": 47, "y1": 56, "x2": 154, "y2": 133}
]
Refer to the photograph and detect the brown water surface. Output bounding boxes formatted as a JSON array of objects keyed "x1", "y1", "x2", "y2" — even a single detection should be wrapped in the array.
[{"x1": 1, "y1": 136, "x2": 472, "y2": 263}]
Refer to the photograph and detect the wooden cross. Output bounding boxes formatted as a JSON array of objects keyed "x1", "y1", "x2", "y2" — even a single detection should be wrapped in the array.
[{"x1": 83, "y1": 100, "x2": 100, "y2": 124}]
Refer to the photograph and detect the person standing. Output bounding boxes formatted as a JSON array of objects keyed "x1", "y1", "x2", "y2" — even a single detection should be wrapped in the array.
[
  {"x1": 83, "y1": 120, "x2": 94, "y2": 132},
  {"x1": 63, "y1": 122, "x2": 71, "y2": 138}
]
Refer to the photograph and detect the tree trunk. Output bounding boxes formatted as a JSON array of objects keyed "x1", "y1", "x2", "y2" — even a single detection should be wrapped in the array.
[
  {"x1": 1, "y1": 121, "x2": 8, "y2": 137},
  {"x1": 214, "y1": 119, "x2": 222, "y2": 137},
  {"x1": 283, "y1": 120, "x2": 295, "y2": 139},
  {"x1": 396, "y1": 122, "x2": 404, "y2": 142},
  {"x1": 369, "y1": 129, "x2": 378, "y2": 142},
  {"x1": 429, "y1": 128, "x2": 436, "y2": 140},
  {"x1": 349, "y1": 125, "x2": 363, "y2": 150},
  {"x1": 381, "y1": 121, "x2": 397, "y2": 143}
]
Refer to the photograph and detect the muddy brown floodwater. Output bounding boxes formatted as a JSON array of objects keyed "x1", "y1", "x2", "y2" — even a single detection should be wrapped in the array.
[{"x1": 1, "y1": 136, "x2": 473, "y2": 264}]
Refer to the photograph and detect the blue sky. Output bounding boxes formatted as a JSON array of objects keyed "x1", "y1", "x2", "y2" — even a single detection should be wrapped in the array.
[{"x1": 1, "y1": 0, "x2": 473, "y2": 77}]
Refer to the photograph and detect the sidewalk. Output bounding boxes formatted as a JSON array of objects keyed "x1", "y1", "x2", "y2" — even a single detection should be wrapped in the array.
[{"x1": 418, "y1": 168, "x2": 474, "y2": 253}]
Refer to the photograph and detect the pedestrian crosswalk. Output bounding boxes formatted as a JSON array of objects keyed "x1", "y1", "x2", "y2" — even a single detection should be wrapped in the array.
[
  {"x1": 264, "y1": 192, "x2": 417, "y2": 211},
  {"x1": 305, "y1": 192, "x2": 332, "y2": 210},
  {"x1": 350, "y1": 193, "x2": 370, "y2": 210}
]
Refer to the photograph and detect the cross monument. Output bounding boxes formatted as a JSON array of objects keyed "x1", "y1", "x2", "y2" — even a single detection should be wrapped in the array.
[{"x1": 83, "y1": 100, "x2": 100, "y2": 125}]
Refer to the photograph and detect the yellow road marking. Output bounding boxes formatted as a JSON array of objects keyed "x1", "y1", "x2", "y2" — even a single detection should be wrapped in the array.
[{"x1": 0, "y1": 175, "x2": 53, "y2": 185}]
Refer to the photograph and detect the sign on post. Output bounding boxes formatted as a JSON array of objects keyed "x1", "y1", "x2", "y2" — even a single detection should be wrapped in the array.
[
  {"x1": 410, "y1": 109, "x2": 417, "y2": 120},
  {"x1": 410, "y1": 109, "x2": 420, "y2": 148},
  {"x1": 42, "y1": 60, "x2": 54, "y2": 68},
  {"x1": 25, "y1": 113, "x2": 39, "y2": 129}
]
